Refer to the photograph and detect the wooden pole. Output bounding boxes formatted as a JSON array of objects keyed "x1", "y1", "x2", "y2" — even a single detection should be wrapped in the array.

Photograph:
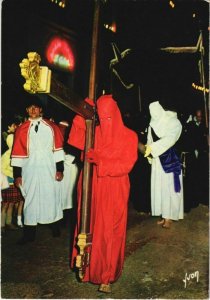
[
  {"x1": 76, "y1": 0, "x2": 101, "y2": 279},
  {"x1": 80, "y1": 0, "x2": 100, "y2": 234},
  {"x1": 199, "y1": 31, "x2": 208, "y2": 129}
]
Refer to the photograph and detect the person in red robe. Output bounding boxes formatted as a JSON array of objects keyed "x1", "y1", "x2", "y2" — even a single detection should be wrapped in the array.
[{"x1": 68, "y1": 94, "x2": 138, "y2": 293}]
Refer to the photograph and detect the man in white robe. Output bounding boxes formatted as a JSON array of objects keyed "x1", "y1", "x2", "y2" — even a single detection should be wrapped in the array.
[
  {"x1": 145, "y1": 101, "x2": 184, "y2": 228},
  {"x1": 11, "y1": 98, "x2": 65, "y2": 244}
]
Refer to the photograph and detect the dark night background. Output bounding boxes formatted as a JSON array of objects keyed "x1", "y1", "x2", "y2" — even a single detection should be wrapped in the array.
[{"x1": 1, "y1": 0, "x2": 209, "y2": 130}]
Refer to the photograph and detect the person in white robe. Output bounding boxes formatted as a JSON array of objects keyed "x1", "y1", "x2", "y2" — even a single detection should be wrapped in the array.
[
  {"x1": 11, "y1": 98, "x2": 65, "y2": 244},
  {"x1": 58, "y1": 121, "x2": 79, "y2": 211},
  {"x1": 145, "y1": 101, "x2": 183, "y2": 228},
  {"x1": 62, "y1": 154, "x2": 79, "y2": 210}
]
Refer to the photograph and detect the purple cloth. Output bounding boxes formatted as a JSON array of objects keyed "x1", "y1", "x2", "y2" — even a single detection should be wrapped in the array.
[{"x1": 159, "y1": 148, "x2": 181, "y2": 193}]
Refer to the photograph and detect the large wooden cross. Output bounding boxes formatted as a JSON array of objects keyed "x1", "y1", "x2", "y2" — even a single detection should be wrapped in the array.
[{"x1": 19, "y1": 0, "x2": 101, "y2": 280}]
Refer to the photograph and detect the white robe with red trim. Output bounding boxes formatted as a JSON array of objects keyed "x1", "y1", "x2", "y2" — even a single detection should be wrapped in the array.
[{"x1": 11, "y1": 118, "x2": 64, "y2": 225}]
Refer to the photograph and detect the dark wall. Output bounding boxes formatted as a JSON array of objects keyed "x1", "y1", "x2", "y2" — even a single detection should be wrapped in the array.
[
  {"x1": 2, "y1": 0, "x2": 209, "y2": 130},
  {"x1": 2, "y1": 0, "x2": 94, "y2": 127}
]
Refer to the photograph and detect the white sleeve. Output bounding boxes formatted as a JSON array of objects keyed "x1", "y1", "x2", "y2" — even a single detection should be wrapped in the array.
[
  {"x1": 54, "y1": 149, "x2": 65, "y2": 163},
  {"x1": 150, "y1": 120, "x2": 182, "y2": 158},
  {"x1": 11, "y1": 157, "x2": 25, "y2": 168},
  {"x1": 147, "y1": 126, "x2": 153, "y2": 144}
]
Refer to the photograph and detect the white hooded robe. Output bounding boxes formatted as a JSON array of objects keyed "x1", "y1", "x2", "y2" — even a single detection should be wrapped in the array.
[{"x1": 147, "y1": 101, "x2": 184, "y2": 221}]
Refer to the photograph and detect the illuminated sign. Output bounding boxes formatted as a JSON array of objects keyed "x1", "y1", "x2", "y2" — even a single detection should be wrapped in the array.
[{"x1": 46, "y1": 37, "x2": 75, "y2": 72}]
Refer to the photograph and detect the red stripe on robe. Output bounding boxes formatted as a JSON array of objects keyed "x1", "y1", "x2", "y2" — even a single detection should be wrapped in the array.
[{"x1": 11, "y1": 119, "x2": 64, "y2": 158}]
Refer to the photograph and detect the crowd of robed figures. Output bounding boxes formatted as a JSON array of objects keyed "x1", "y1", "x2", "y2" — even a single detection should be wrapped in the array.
[{"x1": 1, "y1": 94, "x2": 209, "y2": 293}]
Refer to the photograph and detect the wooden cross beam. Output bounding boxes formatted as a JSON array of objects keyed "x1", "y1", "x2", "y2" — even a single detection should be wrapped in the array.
[{"x1": 19, "y1": 52, "x2": 95, "y2": 120}]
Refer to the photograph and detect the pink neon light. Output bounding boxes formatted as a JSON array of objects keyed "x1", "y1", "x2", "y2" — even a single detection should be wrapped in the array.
[{"x1": 46, "y1": 37, "x2": 75, "y2": 71}]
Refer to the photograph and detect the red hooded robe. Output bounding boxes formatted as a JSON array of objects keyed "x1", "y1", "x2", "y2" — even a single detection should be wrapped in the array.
[{"x1": 68, "y1": 95, "x2": 138, "y2": 285}]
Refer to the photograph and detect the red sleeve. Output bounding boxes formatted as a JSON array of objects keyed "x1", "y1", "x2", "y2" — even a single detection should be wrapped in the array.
[
  {"x1": 67, "y1": 115, "x2": 86, "y2": 150},
  {"x1": 49, "y1": 121, "x2": 64, "y2": 151},
  {"x1": 11, "y1": 121, "x2": 30, "y2": 157},
  {"x1": 84, "y1": 97, "x2": 95, "y2": 107}
]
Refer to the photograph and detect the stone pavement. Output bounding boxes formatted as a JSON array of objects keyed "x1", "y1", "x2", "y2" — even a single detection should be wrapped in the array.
[{"x1": 1, "y1": 203, "x2": 209, "y2": 299}]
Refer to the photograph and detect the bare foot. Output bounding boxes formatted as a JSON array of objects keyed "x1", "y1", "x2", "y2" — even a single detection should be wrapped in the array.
[
  {"x1": 98, "y1": 284, "x2": 111, "y2": 293},
  {"x1": 162, "y1": 219, "x2": 172, "y2": 229},
  {"x1": 157, "y1": 218, "x2": 165, "y2": 225}
]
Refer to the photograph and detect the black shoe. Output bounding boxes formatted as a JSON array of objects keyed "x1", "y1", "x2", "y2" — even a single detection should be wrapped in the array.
[
  {"x1": 16, "y1": 236, "x2": 35, "y2": 245},
  {"x1": 50, "y1": 221, "x2": 61, "y2": 237},
  {"x1": 16, "y1": 225, "x2": 36, "y2": 245},
  {"x1": 6, "y1": 224, "x2": 19, "y2": 230},
  {"x1": 1, "y1": 227, "x2": 6, "y2": 236}
]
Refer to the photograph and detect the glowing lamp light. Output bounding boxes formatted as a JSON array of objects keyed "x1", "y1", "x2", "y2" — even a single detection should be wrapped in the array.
[
  {"x1": 110, "y1": 22, "x2": 117, "y2": 33},
  {"x1": 169, "y1": 1, "x2": 175, "y2": 8},
  {"x1": 192, "y1": 82, "x2": 209, "y2": 93},
  {"x1": 50, "y1": 0, "x2": 65, "y2": 8},
  {"x1": 104, "y1": 21, "x2": 117, "y2": 33},
  {"x1": 46, "y1": 37, "x2": 75, "y2": 72}
]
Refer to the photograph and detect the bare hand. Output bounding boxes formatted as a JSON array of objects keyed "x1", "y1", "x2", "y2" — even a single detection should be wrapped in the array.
[
  {"x1": 144, "y1": 145, "x2": 152, "y2": 157},
  {"x1": 86, "y1": 148, "x2": 100, "y2": 165},
  {"x1": 55, "y1": 172, "x2": 64, "y2": 181},
  {"x1": 15, "y1": 177, "x2": 22, "y2": 188},
  {"x1": 138, "y1": 142, "x2": 146, "y2": 155}
]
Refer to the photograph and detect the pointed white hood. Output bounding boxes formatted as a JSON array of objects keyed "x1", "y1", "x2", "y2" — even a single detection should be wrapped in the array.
[{"x1": 149, "y1": 101, "x2": 178, "y2": 138}]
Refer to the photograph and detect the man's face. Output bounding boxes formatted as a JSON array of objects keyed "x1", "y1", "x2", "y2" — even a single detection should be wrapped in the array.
[
  {"x1": 26, "y1": 105, "x2": 42, "y2": 120},
  {"x1": 195, "y1": 110, "x2": 202, "y2": 123}
]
